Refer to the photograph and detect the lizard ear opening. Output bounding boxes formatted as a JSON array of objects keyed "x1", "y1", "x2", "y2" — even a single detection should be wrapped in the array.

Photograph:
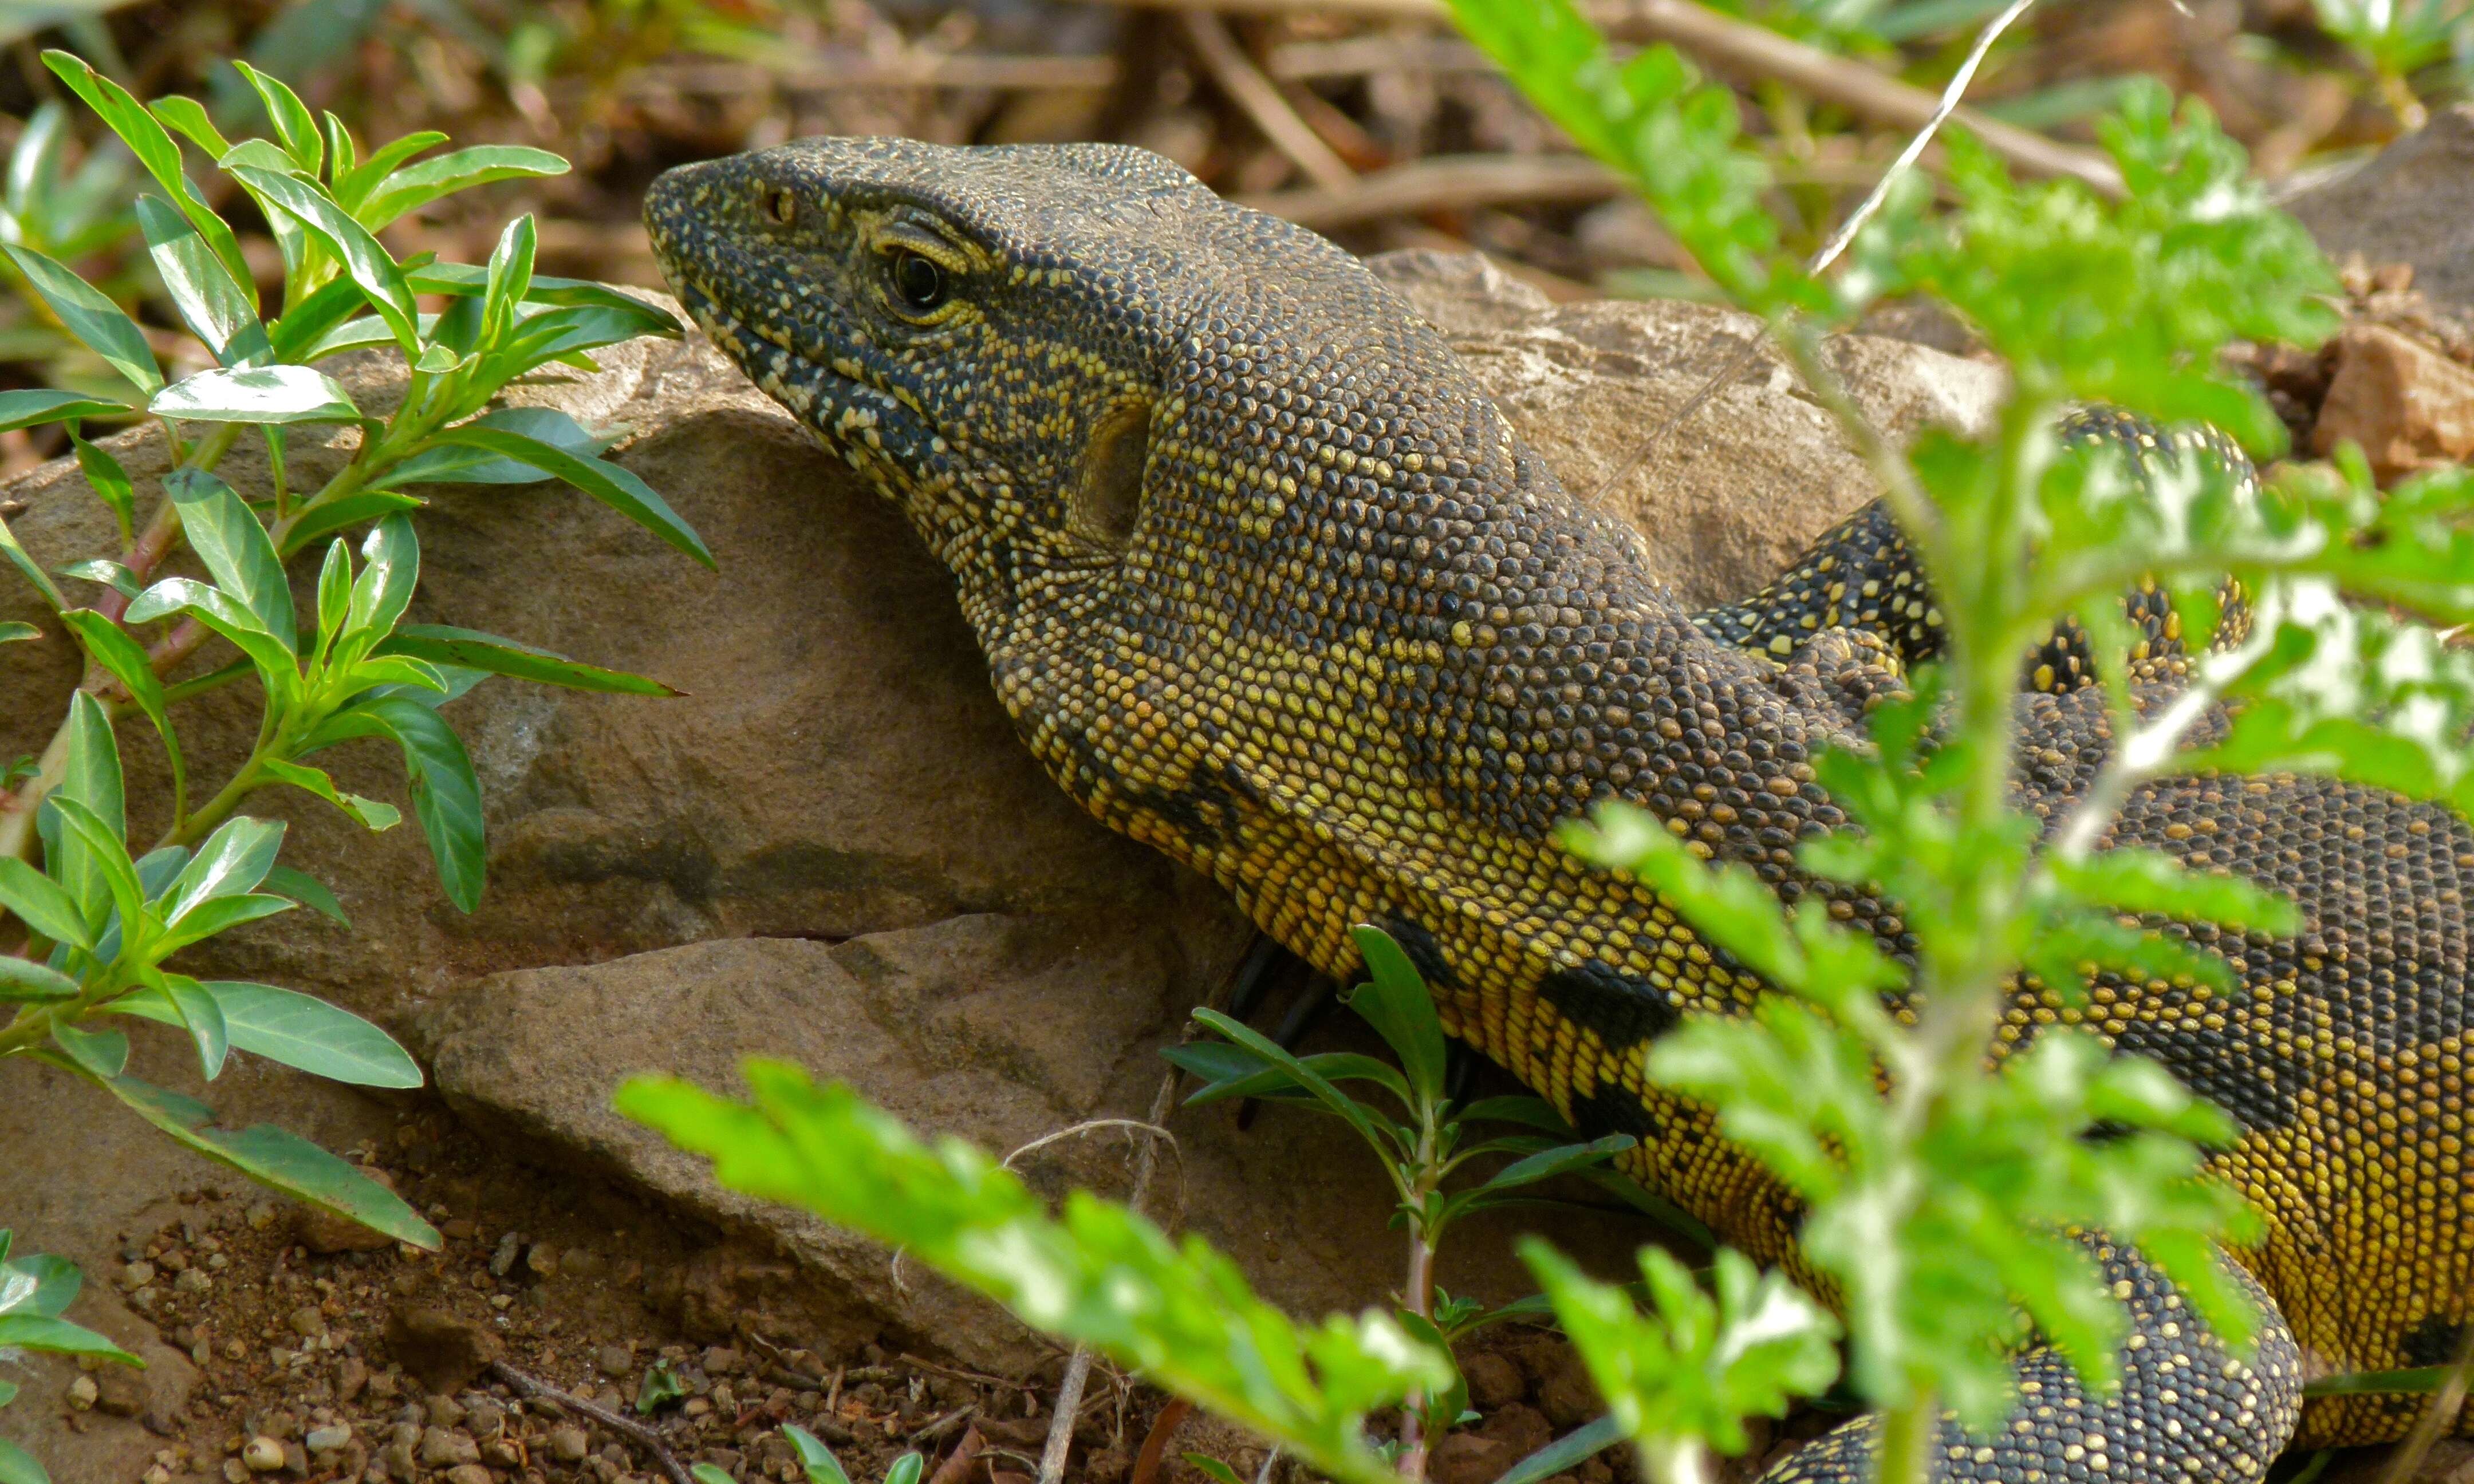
[{"x1": 1071, "y1": 400, "x2": 1151, "y2": 552}]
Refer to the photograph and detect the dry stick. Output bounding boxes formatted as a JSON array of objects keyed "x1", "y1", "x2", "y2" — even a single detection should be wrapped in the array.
[
  {"x1": 1583, "y1": 0, "x2": 2041, "y2": 508},
  {"x1": 1240, "y1": 154, "x2": 1624, "y2": 230},
  {"x1": 1177, "y1": 9, "x2": 1357, "y2": 193},
  {"x1": 486, "y1": 1360, "x2": 696, "y2": 1484},
  {"x1": 1035, "y1": 1071, "x2": 1185, "y2": 1484},
  {"x1": 1092, "y1": 0, "x2": 2118, "y2": 194}
]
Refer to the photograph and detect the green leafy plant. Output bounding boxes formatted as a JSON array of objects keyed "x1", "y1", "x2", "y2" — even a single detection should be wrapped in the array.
[
  {"x1": 1165, "y1": 923, "x2": 1669, "y2": 1474},
  {"x1": 0, "y1": 100, "x2": 146, "y2": 402},
  {"x1": 2310, "y1": 0, "x2": 2472, "y2": 128},
  {"x1": 0, "y1": 50, "x2": 701, "y2": 1483},
  {"x1": 0, "y1": 1227, "x2": 141, "y2": 1484}
]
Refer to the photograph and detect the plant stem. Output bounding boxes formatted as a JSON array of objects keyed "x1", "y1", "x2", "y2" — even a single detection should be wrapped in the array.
[{"x1": 1874, "y1": 1398, "x2": 1934, "y2": 1484}]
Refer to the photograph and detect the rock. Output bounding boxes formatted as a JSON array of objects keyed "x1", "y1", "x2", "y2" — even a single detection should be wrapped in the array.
[
  {"x1": 298, "y1": 1198, "x2": 399, "y2": 1255},
  {"x1": 2310, "y1": 322, "x2": 2474, "y2": 481},
  {"x1": 304, "y1": 1424, "x2": 351, "y2": 1454},
  {"x1": 286, "y1": 1305, "x2": 326, "y2": 1340},
  {"x1": 2286, "y1": 105, "x2": 2474, "y2": 307},
  {"x1": 442, "y1": 1466, "x2": 494, "y2": 1484},
  {"x1": 595, "y1": 1344, "x2": 636, "y2": 1377},
  {"x1": 1368, "y1": 250, "x2": 2006, "y2": 610},
  {"x1": 1476, "y1": 1400, "x2": 1554, "y2": 1462},
  {"x1": 240, "y1": 1436, "x2": 285, "y2": 1473},
  {"x1": 381, "y1": 1308, "x2": 503, "y2": 1395},
  {"x1": 417, "y1": 1425, "x2": 481, "y2": 1469},
  {"x1": 1429, "y1": 1431, "x2": 1514, "y2": 1484},
  {"x1": 547, "y1": 1426, "x2": 590, "y2": 1463},
  {"x1": 64, "y1": 1375, "x2": 96, "y2": 1411},
  {"x1": 1459, "y1": 1351, "x2": 1527, "y2": 1412}
]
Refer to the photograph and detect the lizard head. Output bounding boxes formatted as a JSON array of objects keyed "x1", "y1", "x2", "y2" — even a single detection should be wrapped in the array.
[{"x1": 647, "y1": 138, "x2": 1374, "y2": 594}]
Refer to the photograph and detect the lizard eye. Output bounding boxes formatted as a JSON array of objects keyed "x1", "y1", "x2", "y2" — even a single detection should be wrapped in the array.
[
  {"x1": 769, "y1": 189, "x2": 796, "y2": 226},
  {"x1": 891, "y1": 250, "x2": 948, "y2": 311}
]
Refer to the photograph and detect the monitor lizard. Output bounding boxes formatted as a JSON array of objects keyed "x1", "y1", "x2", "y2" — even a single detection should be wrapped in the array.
[{"x1": 643, "y1": 137, "x2": 2470, "y2": 1483}]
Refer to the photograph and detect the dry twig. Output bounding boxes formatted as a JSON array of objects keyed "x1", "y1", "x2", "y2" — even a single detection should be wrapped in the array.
[
  {"x1": 1179, "y1": 10, "x2": 1357, "y2": 192},
  {"x1": 486, "y1": 1360, "x2": 695, "y2": 1484}
]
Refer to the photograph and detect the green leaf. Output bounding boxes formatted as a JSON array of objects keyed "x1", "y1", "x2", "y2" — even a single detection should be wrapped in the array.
[
  {"x1": 230, "y1": 61, "x2": 321, "y2": 179},
  {"x1": 356, "y1": 144, "x2": 568, "y2": 231},
  {"x1": 227, "y1": 165, "x2": 418, "y2": 354},
  {"x1": 279, "y1": 490, "x2": 426, "y2": 551},
  {"x1": 135, "y1": 195, "x2": 266, "y2": 368},
  {"x1": 423, "y1": 425, "x2": 712, "y2": 567},
  {"x1": 0, "y1": 243, "x2": 158, "y2": 396},
  {"x1": 330, "y1": 129, "x2": 447, "y2": 215},
  {"x1": 42, "y1": 50, "x2": 252, "y2": 292},
  {"x1": 376, "y1": 405, "x2": 612, "y2": 488},
  {"x1": 265, "y1": 275, "x2": 375, "y2": 362},
  {"x1": 1181, "y1": 1459, "x2": 1247, "y2": 1484},
  {"x1": 156, "y1": 970, "x2": 231, "y2": 1080},
  {"x1": 1523, "y1": 1241, "x2": 1837, "y2": 1458},
  {"x1": 148, "y1": 94, "x2": 233, "y2": 158},
  {"x1": 334, "y1": 515, "x2": 417, "y2": 670},
  {"x1": 377, "y1": 625, "x2": 678, "y2": 696},
  {"x1": 1345, "y1": 923, "x2": 1449, "y2": 1105},
  {"x1": 0, "y1": 1436, "x2": 44, "y2": 1484},
  {"x1": 263, "y1": 865, "x2": 348, "y2": 925},
  {"x1": 152, "y1": 365, "x2": 359, "y2": 424},
  {"x1": 0, "y1": 955, "x2": 80, "y2": 1002},
  {"x1": 882, "y1": 1457, "x2": 924, "y2": 1484},
  {"x1": 299, "y1": 697, "x2": 484, "y2": 911},
  {"x1": 51, "y1": 1020, "x2": 129, "y2": 1079},
  {"x1": 45, "y1": 795, "x2": 143, "y2": 947},
  {"x1": 0, "y1": 857, "x2": 93, "y2": 950},
  {"x1": 70, "y1": 432, "x2": 135, "y2": 544},
  {"x1": 1495, "y1": 1415, "x2": 1626, "y2": 1484},
  {"x1": 636, "y1": 1357, "x2": 687, "y2": 1414},
  {"x1": 0, "y1": 622, "x2": 33, "y2": 644},
  {"x1": 46, "y1": 692, "x2": 127, "y2": 923},
  {"x1": 482, "y1": 213, "x2": 536, "y2": 345},
  {"x1": 689, "y1": 1468, "x2": 735, "y2": 1484},
  {"x1": 164, "y1": 468, "x2": 294, "y2": 648},
  {"x1": 1474, "y1": 1134, "x2": 1637, "y2": 1196},
  {"x1": 2048, "y1": 850, "x2": 2301, "y2": 936},
  {"x1": 151, "y1": 893, "x2": 294, "y2": 954},
  {"x1": 81, "y1": 1071, "x2": 438, "y2": 1248},
  {"x1": 111, "y1": 980, "x2": 419, "y2": 1087},
  {"x1": 260, "y1": 757, "x2": 401, "y2": 832},
  {"x1": 159, "y1": 816, "x2": 283, "y2": 925},
  {"x1": 0, "y1": 514, "x2": 65, "y2": 613},
  {"x1": 405, "y1": 262, "x2": 684, "y2": 331},
  {"x1": 0, "y1": 1314, "x2": 140, "y2": 1365},
  {"x1": 1188, "y1": 1007, "x2": 1401, "y2": 1159},
  {"x1": 1164, "y1": 1043, "x2": 1412, "y2": 1109},
  {"x1": 0, "y1": 388, "x2": 129, "y2": 432},
  {"x1": 58, "y1": 610, "x2": 184, "y2": 822},
  {"x1": 123, "y1": 578, "x2": 301, "y2": 706},
  {"x1": 781, "y1": 1425, "x2": 853, "y2": 1484}
]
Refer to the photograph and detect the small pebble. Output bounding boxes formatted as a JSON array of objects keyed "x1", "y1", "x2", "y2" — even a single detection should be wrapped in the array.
[
  {"x1": 426, "y1": 1394, "x2": 466, "y2": 1428},
  {"x1": 287, "y1": 1305, "x2": 326, "y2": 1339},
  {"x1": 443, "y1": 1466, "x2": 493, "y2": 1484},
  {"x1": 489, "y1": 1232, "x2": 522, "y2": 1277},
  {"x1": 65, "y1": 1375, "x2": 97, "y2": 1411},
  {"x1": 419, "y1": 1427, "x2": 480, "y2": 1469},
  {"x1": 240, "y1": 1435, "x2": 285, "y2": 1473},
  {"x1": 305, "y1": 1424, "x2": 352, "y2": 1454},
  {"x1": 596, "y1": 1344, "x2": 634, "y2": 1376},
  {"x1": 175, "y1": 1268, "x2": 212, "y2": 1295},
  {"x1": 118, "y1": 1261, "x2": 156, "y2": 1291},
  {"x1": 547, "y1": 1426, "x2": 590, "y2": 1462}
]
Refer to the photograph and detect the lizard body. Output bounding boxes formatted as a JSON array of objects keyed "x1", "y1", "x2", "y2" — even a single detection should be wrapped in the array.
[{"x1": 644, "y1": 138, "x2": 2471, "y2": 1481}]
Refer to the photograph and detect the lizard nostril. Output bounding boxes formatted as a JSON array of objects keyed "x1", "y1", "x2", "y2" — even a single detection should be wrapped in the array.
[{"x1": 769, "y1": 189, "x2": 796, "y2": 226}]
